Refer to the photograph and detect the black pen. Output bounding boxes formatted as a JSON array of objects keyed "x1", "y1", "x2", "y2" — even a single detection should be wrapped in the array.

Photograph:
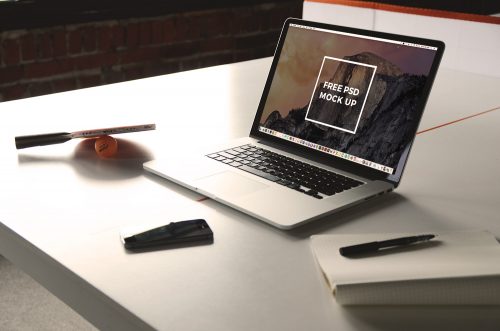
[{"x1": 339, "y1": 234, "x2": 436, "y2": 257}]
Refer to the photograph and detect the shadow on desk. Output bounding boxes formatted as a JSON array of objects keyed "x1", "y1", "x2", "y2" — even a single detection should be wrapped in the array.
[
  {"x1": 287, "y1": 193, "x2": 408, "y2": 238},
  {"x1": 343, "y1": 305, "x2": 500, "y2": 331},
  {"x1": 17, "y1": 138, "x2": 153, "y2": 181},
  {"x1": 144, "y1": 169, "x2": 418, "y2": 239},
  {"x1": 142, "y1": 164, "x2": 454, "y2": 241}
]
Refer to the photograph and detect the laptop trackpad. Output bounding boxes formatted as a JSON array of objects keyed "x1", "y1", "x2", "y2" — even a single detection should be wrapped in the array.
[{"x1": 195, "y1": 171, "x2": 269, "y2": 198}]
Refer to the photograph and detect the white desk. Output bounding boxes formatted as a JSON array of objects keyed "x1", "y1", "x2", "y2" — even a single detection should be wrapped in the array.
[{"x1": 1, "y1": 58, "x2": 500, "y2": 331}]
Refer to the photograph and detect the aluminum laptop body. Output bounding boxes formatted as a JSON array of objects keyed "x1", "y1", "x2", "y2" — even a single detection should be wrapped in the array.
[{"x1": 144, "y1": 18, "x2": 445, "y2": 229}]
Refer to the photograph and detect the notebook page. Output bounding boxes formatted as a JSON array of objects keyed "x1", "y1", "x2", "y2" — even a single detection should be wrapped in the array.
[{"x1": 311, "y1": 231, "x2": 500, "y2": 287}]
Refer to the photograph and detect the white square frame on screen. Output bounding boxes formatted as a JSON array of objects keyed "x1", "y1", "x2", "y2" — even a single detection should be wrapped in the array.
[{"x1": 305, "y1": 56, "x2": 377, "y2": 134}]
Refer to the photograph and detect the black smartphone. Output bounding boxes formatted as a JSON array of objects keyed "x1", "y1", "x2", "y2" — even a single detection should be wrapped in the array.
[{"x1": 120, "y1": 219, "x2": 213, "y2": 249}]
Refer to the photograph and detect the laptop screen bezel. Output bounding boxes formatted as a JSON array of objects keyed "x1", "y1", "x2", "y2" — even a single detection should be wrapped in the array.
[{"x1": 249, "y1": 18, "x2": 445, "y2": 187}]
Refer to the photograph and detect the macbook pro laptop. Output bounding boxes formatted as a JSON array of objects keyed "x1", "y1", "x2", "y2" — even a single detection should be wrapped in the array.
[{"x1": 144, "y1": 18, "x2": 445, "y2": 229}]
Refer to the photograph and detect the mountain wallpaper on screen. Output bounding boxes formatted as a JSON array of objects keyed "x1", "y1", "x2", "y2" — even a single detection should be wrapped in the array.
[{"x1": 262, "y1": 52, "x2": 427, "y2": 169}]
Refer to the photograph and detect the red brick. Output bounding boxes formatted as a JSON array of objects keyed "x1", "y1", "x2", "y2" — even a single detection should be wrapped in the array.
[
  {"x1": 79, "y1": 75, "x2": 101, "y2": 88},
  {"x1": 194, "y1": 11, "x2": 231, "y2": 38},
  {"x1": 174, "y1": 15, "x2": 190, "y2": 41},
  {"x1": 233, "y1": 49, "x2": 257, "y2": 62},
  {"x1": 74, "y1": 53, "x2": 120, "y2": 70},
  {"x1": 52, "y1": 77, "x2": 77, "y2": 93},
  {"x1": 123, "y1": 65, "x2": 146, "y2": 80},
  {"x1": 0, "y1": 66, "x2": 24, "y2": 85},
  {"x1": 121, "y1": 47, "x2": 162, "y2": 65},
  {"x1": 2, "y1": 84, "x2": 27, "y2": 101},
  {"x1": 234, "y1": 33, "x2": 263, "y2": 50},
  {"x1": 126, "y1": 23, "x2": 139, "y2": 48},
  {"x1": 69, "y1": 29, "x2": 82, "y2": 54},
  {"x1": 151, "y1": 20, "x2": 164, "y2": 44},
  {"x1": 183, "y1": 15, "x2": 201, "y2": 40},
  {"x1": 215, "y1": 11, "x2": 233, "y2": 35},
  {"x1": 162, "y1": 41, "x2": 199, "y2": 58},
  {"x1": 101, "y1": 67, "x2": 124, "y2": 84},
  {"x1": 111, "y1": 25, "x2": 125, "y2": 49},
  {"x1": 29, "y1": 81, "x2": 54, "y2": 97},
  {"x1": 156, "y1": 61, "x2": 180, "y2": 75},
  {"x1": 141, "y1": 62, "x2": 164, "y2": 77},
  {"x1": 52, "y1": 30, "x2": 67, "y2": 57},
  {"x1": 233, "y1": 9, "x2": 260, "y2": 34},
  {"x1": 98, "y1": 26, "x2": 113, "y2": 51},
  {"x1": 21, "y1": 34, "x2": 36, "y2": 62},
  {"x1": 2, "y1": 39, "x2": 21, "y2": 65},
  {"x1": 81, "y1": 27, "x2": 97, "y2": 52},
  {"x1": 234, "y1": 31, "x2": 279, "y2": 51},
  {"x1": 198, "y1": 52, "x2": 233, "y2": 68},
  {"x1": 259, "y1": 6, "x2": 284, "y2": 31},
  {"x1": 253, "y1": 44, "x2": 276, "y2": 58},
  {"x1": 200, "y1": 37, "x2": 233, "y2": 53},
  {"x1": 139, "y1": 21, "x2": 152, "y2": 45},
  {"x1": 24, "y1": 60, "x2": 73, "y2": 79},
  {"x1": 37, "y1": 33, "x2": 53, "y2": 59},
  {"x1": 179, "y1": 58, "x2": 200, "y2": 71},
  {"x1": 163, "y1": 18, "x2": 175, "y2": 43},
  {"x1": 100, "y1": 52, "x2": 121, "y2": 67}
]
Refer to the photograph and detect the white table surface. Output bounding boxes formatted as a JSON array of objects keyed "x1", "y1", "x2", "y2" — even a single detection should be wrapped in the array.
[{"x1": 1, "y1": 58, "x2": 500, "y2": 331}]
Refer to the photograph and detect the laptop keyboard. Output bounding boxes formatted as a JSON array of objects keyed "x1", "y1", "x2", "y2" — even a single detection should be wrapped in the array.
[{"x1": 206, "y1": 144, "x2": 364, "y2": 199}]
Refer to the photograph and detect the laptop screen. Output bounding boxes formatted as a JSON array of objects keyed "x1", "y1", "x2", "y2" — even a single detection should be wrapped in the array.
[{"x1": 253, "y1": 19, "x2": 443, "y2": 182}]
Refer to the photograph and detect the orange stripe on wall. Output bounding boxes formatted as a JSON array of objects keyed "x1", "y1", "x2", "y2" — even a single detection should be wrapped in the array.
[
  {"x1": 417, "y1": 106, "x2": 500, "y2": 135},
  {"x1": 305, "y1": 0, "x2": 500, "y2": 25}
]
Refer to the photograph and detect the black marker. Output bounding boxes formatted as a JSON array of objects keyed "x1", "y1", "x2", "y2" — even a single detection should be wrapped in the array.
[{"x1": 339, "y1": 234, "x2": 435, "y2": 257}]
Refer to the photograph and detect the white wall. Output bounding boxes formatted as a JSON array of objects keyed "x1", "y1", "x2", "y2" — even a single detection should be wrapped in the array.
[{"x1": 303, "y1": 1, "x2": 500, "y2": 77}]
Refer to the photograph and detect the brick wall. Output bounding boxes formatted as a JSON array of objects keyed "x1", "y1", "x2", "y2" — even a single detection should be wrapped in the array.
[{"x1": 0, "y1": 1, "x2": 302, "y2": 102}]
